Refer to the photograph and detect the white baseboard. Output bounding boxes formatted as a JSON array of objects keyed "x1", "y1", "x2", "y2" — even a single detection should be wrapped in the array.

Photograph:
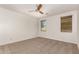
[
  {"x1": 0, "y1": 36, "x2": 37, "y2": 46},
  {"x1": 39, "y1": 36, "x2": 77, "y2": 44}
]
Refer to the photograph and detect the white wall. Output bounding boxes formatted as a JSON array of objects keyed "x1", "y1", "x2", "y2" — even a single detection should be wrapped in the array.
[
  {"x1": 39, "y1": 11, "x2": 78, "y2": 44},
  {"x1": 77, "y1": 10, "x2": 79, "y2": 48},
  {"x1": 0, "y1": 7, "x2": 38, "y2": 45}
]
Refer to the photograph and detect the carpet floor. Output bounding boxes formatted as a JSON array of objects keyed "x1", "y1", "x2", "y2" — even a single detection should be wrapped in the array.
[{"x1": 0, "y1": 37, "x2": 79, "y2": 54}]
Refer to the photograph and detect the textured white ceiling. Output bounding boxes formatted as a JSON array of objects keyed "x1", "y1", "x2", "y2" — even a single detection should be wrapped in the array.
[{"x1": 0, "y1": 4, "x2": 79, "y2": 18}]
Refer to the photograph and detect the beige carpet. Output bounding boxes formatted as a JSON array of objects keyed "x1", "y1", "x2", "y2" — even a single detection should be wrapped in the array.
[{"x1": 0, "y1": 37, "x2": 79, "y2": 54}]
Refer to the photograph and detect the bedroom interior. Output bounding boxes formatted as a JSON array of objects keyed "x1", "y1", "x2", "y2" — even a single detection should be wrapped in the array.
[{"x1": 0, "y1": 4, "x2": 79, "y2": 54}]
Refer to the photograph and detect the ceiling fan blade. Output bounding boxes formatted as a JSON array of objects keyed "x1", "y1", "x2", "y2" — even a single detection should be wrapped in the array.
[
  {"x1": 39, "y1": 11, "x2": 44, "y2": 14},
  {"x1": 36, "y1": 4, "x2": 43, "y2": 11}
]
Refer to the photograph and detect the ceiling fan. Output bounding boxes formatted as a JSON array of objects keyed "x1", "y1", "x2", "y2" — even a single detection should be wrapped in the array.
[
  {"x1": 29, "y1": 4, "x2": 47, "y2": 15},
  {"x1": 35, "y1": 4, "x2": 44, "y2": 14}
]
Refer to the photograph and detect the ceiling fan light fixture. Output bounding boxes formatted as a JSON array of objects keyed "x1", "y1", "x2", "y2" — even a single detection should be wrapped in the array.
[{"x1": 28, "y1": 4, "x2": 48, "y2": 18}]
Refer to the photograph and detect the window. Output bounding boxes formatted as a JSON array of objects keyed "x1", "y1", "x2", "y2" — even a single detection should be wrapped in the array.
[
  {"x1": 41, "y1": 20, "x2": 47, "y2": 32},
  {"x1": 61, "y1": 15, "x2": 72, "y2": 32}
]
